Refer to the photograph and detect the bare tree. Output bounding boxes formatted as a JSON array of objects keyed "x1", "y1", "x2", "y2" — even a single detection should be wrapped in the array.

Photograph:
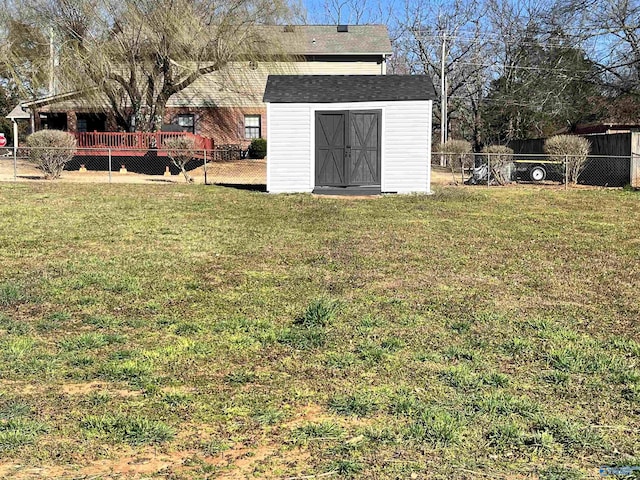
[
  {"x1": 395, "y1": 0, "x2": 488, "y2": 149},
  {"x1": 0, "y1": 16, "x2": 49, "y2": 98},
  {"x1": 321, "y1": 0, "x2": 366, "y2": 24},
  {"x1": 165, "y1": 136, "x2": 196, "y2": 183},
  {"x1": 309, "y1": 0, "x2": 397, "y2": 25},
  {"x1": 544, "y1": 134, "x2": 591, "y2": 184},
  {"x1": 552, "y1": 0, "x2": 640, "y2": 97},
  {"x1": 1, "y1": 0, "x2": 296, "y2": 132}
]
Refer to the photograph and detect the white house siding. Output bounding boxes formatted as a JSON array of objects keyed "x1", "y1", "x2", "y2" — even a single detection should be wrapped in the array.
[
  {"x1": 267, "y1": 103, "x2": 312, "y2": 193},
  {"x1": 267, "y1": 100, "x2": 432, "y2": 194},
  {"x1": 296, "y1": 61, "x2": 385, "y2": 76}
]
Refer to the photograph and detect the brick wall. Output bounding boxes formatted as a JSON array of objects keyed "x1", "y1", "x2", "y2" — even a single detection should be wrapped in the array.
[
  {"x1": 165, "y1": 106, "x2": 266, "y2": 149},
  {"x1": 67, "y1": 112, "x2": 77, "y2": 132}
]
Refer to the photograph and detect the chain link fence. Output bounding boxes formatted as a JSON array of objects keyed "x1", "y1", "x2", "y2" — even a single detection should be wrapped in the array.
[
  {"x1": 1, "y1": 147, "x2": 636, "y2": 190},
  {"x1": 0, "y1": 146, "x2": 266, "y2": 187},
  {"x1": 433, "y1": 152, "x2": 637, "y2": 188}
]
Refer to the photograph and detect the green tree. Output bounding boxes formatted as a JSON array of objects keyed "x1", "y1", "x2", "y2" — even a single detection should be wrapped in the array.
[{"x1": 481, "y1": 42, "x2": 602, "y2": 144}]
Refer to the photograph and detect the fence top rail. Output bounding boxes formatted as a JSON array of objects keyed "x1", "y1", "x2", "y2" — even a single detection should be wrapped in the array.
[
  {"x1": 2, "y1": 147, "x2": 245, "y2": 152},
  {"x1": 436, "y1": 152, "x2": 635, "y2": 160},
  {"x1": 74, "y1": 131, "x2": 191, "y2": 135},
  {"x1": 4, "y1": 147, "x2": 635, "y2": 158}
]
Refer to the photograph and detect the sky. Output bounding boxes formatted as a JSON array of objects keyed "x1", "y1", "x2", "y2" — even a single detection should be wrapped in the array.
[{"x1": 302, "y1": 0, "x2": 400, "y2": 25}]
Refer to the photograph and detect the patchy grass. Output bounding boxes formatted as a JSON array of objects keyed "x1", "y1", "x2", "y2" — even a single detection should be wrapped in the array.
[
  {"x1": 0, "y1": 282, "x2": 26, "y2": 307},
  {"x1": 80, "y1": 414, "x2": 175, "y2": 445},
  {"x1": 0, "y1": 183, "x2": 639, "y2": 478},
  {"x1": 292, "y1": 421, "x2": 344, "y2": 445}
]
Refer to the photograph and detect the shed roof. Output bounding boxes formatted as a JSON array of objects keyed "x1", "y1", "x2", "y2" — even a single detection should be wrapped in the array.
[{"x1": 263, "y1": 75, "x2": 437, "y2": 103}]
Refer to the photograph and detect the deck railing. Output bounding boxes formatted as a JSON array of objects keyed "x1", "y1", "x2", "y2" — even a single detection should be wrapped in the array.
[{"x1": 74, "y1": 132, "x2": 214, "y2": 151}]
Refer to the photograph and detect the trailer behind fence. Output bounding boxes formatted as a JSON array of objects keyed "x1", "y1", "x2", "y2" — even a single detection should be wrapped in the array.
[{"x1": 434, "y1": 152, "x2": 636, "y2": 188}]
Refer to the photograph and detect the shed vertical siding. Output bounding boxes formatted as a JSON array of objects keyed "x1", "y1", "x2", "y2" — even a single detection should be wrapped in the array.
[
  {"x1": 267, "y1": 104, "x2": 312, "y2": 193},
  {"x1": 382, "y1": 100, "x2": 431, "y2": 193}
]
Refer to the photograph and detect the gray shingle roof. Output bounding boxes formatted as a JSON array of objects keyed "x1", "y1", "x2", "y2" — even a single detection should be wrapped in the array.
[
  {"x1": 263, "y1": 75, "x2": 437, "y2": 103},
  {"x1": 258, "y1": 25, "x2": 392, "y2": 56}
]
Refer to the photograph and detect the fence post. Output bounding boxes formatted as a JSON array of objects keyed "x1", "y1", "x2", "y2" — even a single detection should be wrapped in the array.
[
  {"x1": 12, "y1": 146, "x2": 17, "y2": 182},
  {"x1": 203, "y1": 149, "x2": 207, "y2": 185},
  {"x1": 564, "y1": 155, "x2": 568, "y2": 190},
  {"x1": 487, "y1": 153, "x2": 491, "y2": 189},
  {"x1": 108, "y1": 149, "x2": 112, "y2": 184}
]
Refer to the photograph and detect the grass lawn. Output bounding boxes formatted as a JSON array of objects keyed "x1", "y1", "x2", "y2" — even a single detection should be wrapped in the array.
[{"x1": 0, "y1": 183, "x2": 638, "y2": 479}]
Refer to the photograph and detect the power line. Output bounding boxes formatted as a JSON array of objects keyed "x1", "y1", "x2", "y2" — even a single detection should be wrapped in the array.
[
  {"x1": 409, "y1": 29, "x2": 621, "y2": 52},
  {"x1": 411, "y1": 25, "x2": 626, "y2": 41},
  {"x1": 411, "y1": 32, "x2": 589, "y2": 50},
  {"x1": 408, "y1": 58, "x2": 597, "y2": 75},
  {"x1": 448, "y1": 95, "x2": 561, "y2": 107},
  {"x1": 455, "y1": 61, "x2": 596, "y2": 74}
]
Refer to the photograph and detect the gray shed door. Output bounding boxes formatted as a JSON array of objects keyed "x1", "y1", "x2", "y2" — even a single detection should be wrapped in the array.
[{"x1": 315, "y1": 110, "x2": 381, "y2": 187}]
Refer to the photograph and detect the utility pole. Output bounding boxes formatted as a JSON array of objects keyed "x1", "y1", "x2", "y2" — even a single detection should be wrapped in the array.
[
  {"x1": 49, "y1": 27, "x2": 55, "y2": 95},
  {"x1": 440, "y1": 32, "x2": 448, "y2": 166}
]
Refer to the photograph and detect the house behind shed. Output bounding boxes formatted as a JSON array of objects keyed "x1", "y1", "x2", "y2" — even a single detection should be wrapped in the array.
[{"x1": 263, "y1": 75, "x2": 436, "y2": 194}]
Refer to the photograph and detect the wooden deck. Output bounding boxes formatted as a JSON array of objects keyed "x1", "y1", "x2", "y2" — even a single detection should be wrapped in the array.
[{"x1": 73, "y1": 132, "x2": 214, "y2": 157}]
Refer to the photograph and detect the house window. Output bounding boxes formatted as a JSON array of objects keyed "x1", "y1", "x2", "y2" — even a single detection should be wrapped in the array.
[
  {"x1": 76, "y1": 113, "x2": 107, "y2": 133},
  {"x1": 177, "y1": 114, "x2": 195, "y2": 134},
  {"x1": 244, "y1": 115, "x2": 261, "y2": 139},
  {"x1": 39, "y1": 112, "x2": 67, "y2": 131}
]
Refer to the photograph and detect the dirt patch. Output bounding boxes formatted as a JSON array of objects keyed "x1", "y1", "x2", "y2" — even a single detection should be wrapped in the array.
[
  {"x1": 92, "y1": 451, "x2": 187, "y2": 477},
  {"x1": 283, "y1": 404, "x2": 329, "y2": 428},
  {"x1": 431, "y1": 165, "x2": 457, "y2": 186},
  {"x1": 204, "y1": 159, "x2": 266, "y2": 185},
  {"x1": 61, "y1": 382, "x2": 140, "y2": 398},
  {"x1": 214, "y1": 444, "x2": 282, "y2": 479},
  {"x1": 0, "y1": 449, "x2": 192, "y2": 479},
  {"x1": 371, "y1": 278, "x2": 405, "y2": 292},
  {"x1": 0, "y1": 380, "x2": 45, "y2": 395},
  {"x1": 0, "y1": 444, "x2": 310, "y2": 479},
  {"x1": 0, "y1": 380, "x2": 141, "y2": 398},
  {"x1": 0, "y1": 406, "x2": 326, "y2": 479}
]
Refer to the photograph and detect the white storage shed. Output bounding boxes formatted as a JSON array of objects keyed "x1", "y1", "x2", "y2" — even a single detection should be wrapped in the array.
[{"x1": 263, "y1": 75, "x2": 436, "y2": 194}]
